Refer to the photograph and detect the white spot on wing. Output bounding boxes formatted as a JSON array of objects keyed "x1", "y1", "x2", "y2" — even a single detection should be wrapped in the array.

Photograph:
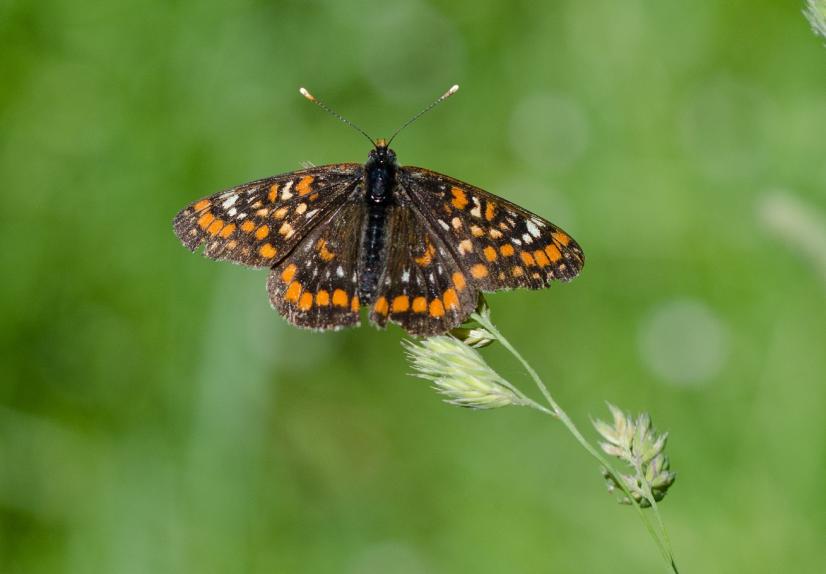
[
  {"x1": 526, "y1": 220, "x2": 541, "y2": 238},
  {"x1": 336, "y1": 265, "x2": 344, "y2": 277},
  {"x1": 438, "y1": 219, "x2": 450, "y2": 230},
  {"x1": 281, "y1": 180, "x2": 294, "y2": 199},
  {"x1": 222, "y1": 195, "x2": 238, "y2": 209},
  {"x1": 522, "y1": 233, "x2": 533, "y2": 244},
  {"x1": 401, "y1": 269, "x2": 410, "y2": 282},
  {"x1": 227, "y1": 208, "x2": 237, "y2": 217},
  {"x1": 470, "y1": 196, "x2": 482, "y2": 218}
]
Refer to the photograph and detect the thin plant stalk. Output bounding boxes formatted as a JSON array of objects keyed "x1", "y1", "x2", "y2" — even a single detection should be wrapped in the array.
[{"x1": 471, "y1": 311, "x2": 679, "y2": 573}]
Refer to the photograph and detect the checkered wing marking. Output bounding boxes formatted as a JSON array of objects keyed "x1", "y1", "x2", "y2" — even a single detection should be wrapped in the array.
[
  {"x1": 369, "y1": 199, "x2": 478, "y2": 337},
  {"x1": 267, "y1": 194, "x2": 365, "y2": 331},
  {"x1": 173, "y1": 164, "x2": 361, "y2": 268},
  {"x1": 399, "y1": 167, "x2": 584, "y2": 290}
]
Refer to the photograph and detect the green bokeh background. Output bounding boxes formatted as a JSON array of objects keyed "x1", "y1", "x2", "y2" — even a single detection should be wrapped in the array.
[{"x1": 2, "y1": 0, "x2": 825, "y2": 572}]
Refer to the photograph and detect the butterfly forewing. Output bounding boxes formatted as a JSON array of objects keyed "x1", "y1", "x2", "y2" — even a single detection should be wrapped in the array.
[
  {"x1": 173, "y1": 164, "x2": 361, "y2": 268},
  {"x1": 369, "y1": 198, "x2": 478, "y2": 336},
  {"x1": 399, "y1": 167, "x2": 584, "y2": 290},
  {"x1": 267, "y1": 197, "x2": 365, "y2": 330}
]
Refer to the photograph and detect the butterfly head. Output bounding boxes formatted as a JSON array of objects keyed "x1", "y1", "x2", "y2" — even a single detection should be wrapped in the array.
[{"x1": 367, "y1": 138, "x2": 397, "y2": 168}]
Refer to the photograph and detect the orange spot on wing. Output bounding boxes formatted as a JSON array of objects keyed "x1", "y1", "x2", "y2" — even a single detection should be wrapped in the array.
[
  {"x1": 259, "y1": 243, "x2": 277, "y2": 258},
  {"x1": 392, "y1": 295, "x2": 410, "y2": 313},
  {"x1": 534, "y1": 249, "x2": 550, "y2": 266},
  {"x1": 500, "y1": 244, "x2": 515, "y2": 257},
  {"x1": 298, "y1": 292, "x2": 313, "y2": 311},
  {"x1": 255, "y1": 225, "x2": 270, "y2": 240},
  {"x1": 511, "y1": 266, "x2": 524, "y2": 277},
  {"x1": 332, "y1": 289, "x2": 348, "y2": 307},
  {"x1": 414, "y1": 243, "x2": 435, "y2": 266},
  {"x1": 483, "y1": 246, "x2": 498, "y2": 261},
  {"x1": 350, "y1": 295, "x2": 360, "y2": 313},
  {"x1": 296, "y1": 175, "x2": 314, "y2": 196},
  {"x1": 452, "y1": 272, "x2": 466, "y2": 291},
  {"x1": 219, "y1": 223, "x2": 236, "y2": 238},
  {"x1": 545, "y1": 244, "x2": 562, "y2": 262},
  {"x1": 317, "y1": 239, "x2": 335, "y2": 262},
  {"x1": 458, "y1": 239, "x2": 473, "y2": 254},
  {"x1": 450, "y1": 187, "x2": 468, "y2": 210},
  {"x1": 520, "y1": 251, "x2": 536, "y2": 266},
  {"x1": 197, "y1": 212, "x2": 215, "y2": 230},
  {"x1": 443, "y1": 288, "x2": 459, "y2": 309},
  {"x1": 281, "y1": 263, "x2": 297, "y2": 283},
  {"x1": 285, "y1": 281, "x2": 301, "y2": 302},
  {"x1": 273, "y1": 207, "x2": 288, "y2": 219},
  {"x1": 412, "y1": 296, "x2": 427, "y2": 313},
  {"x1": 429, "y1": 299, "x2": 445, "y2": 317},
  {"x1": 471, "y1": 264, "x2": 489, "y2": 279},
  {"x1": 374, "y1": 296, "x2": 389, "y2": 316},
  {"x1": 316, "y1": 290, "x2": 330, "y2": 306},
  {"x1": 470, "y1": 225, "x2": 484, "y2": 237},
  {"x1": 485, "y1": 202, "x2": 495, "y2": 221},
  {"x1": 268, "y1": 184, "x2": 279, "y2": 203},
  {"x1": 241, "y1": 220, "x2": 256, "y2": 233},
  {"x1": 552, "y1": 231, "x2": 571, "y2": 246},
  {"x1": 194, "y1": 199, "x2": 210, "y2": 212},
  {"x1": 309, "y1": 192, "x2": 319, "y2": 202},
  {"x1": 207, "y1": 219, "x2": 224, "y2": 236}
]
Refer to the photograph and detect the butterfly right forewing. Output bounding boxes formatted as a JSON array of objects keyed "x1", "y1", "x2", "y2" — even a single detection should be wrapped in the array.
[{"x1": 399, "y1": 167, "x2": 585, "y2": 291}]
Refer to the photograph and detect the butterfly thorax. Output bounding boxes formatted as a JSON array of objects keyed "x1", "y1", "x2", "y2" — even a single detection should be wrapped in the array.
[
  {"x1": 359, "y1": 144, "x2": 398, "y2": 303},
  {"x1": 364, "y1": 144, "x2": 397, "y2": 205}
]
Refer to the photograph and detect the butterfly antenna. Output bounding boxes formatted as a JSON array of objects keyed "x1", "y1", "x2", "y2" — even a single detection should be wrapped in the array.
[
  {"x1": 386, "y1": 84, "x2": 460, "y2": 147},
  {"x1": 299, "y1": 87, "x2": 376, "y2": 147}
]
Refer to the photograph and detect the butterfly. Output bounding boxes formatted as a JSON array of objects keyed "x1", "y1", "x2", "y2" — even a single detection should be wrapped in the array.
[{"x1": 173, "y1": 85, "x2": 584, "y2": 336}]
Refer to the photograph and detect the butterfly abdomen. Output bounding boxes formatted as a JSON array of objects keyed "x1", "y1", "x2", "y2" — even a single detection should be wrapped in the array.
[{"x1": 358, "y1": 205, "x2": 389, "y2": 304}]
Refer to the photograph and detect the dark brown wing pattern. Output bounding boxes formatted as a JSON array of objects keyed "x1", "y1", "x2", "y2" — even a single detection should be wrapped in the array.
[
  {"x1": 173, "y1": 164, "x2": 361, "y2": 268},
  {"x1": 368, "y1": 201, "x2": 478, "y2": 336},
  {"x1": 267, "y1": 198, "x2": 365, "y2": 331},
  {"x1": 399, "y1": 167, "x2": 584, "y2": 291}
]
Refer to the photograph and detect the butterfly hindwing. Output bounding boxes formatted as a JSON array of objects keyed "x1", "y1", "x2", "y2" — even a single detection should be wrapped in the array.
[
  {"x1": 368, "y1": 198, "x2": 478, "y2": 337},
  {"x1": 267, "y1": 195, "x2": 365, "y2": 331},
  {"x1": 173, "y1": 164, "x2": 361, "y2": 268},
  {"x1": 399, "y1": 167, "x2": 584, "y2": 291}
]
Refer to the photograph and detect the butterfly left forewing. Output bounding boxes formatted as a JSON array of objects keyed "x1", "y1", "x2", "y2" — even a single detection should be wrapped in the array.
[
  {"x1": 173, "y1": 164, "x2": 361, "y2": 268},
  {"x1": 399, "y1": 167, "x2": 585, "y2": 291},
  {"x1": 368, "y1": 199, "x2": 478, "y2": 337}
]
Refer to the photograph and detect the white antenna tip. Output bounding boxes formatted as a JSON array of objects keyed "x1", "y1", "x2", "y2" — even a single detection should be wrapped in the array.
[
  {"x1": 299, "y1": 87, "x2": 315, "y2": 101},
  {"x1": 447, "y1": 84, "x2": 460, "y2": 96}
]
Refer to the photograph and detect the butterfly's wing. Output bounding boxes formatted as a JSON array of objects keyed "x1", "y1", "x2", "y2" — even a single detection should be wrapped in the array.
[
  {"x1": 368, "y1": 196, "x2": 479, "y2": 337},
  {"x1": 398, "y1": 167, "x2": 584, "y2": 291},
  {"x1": 267, "y1": 194, "x2": 365, "y2": 331},
  {"x1": 173, "y1": 164, "x2": 361, "y2": 268}
]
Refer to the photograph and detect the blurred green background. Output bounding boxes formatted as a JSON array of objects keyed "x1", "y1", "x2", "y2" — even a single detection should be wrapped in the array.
[{"x1": 2, "y1": 0, "x2": 825, "y2": 572}]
